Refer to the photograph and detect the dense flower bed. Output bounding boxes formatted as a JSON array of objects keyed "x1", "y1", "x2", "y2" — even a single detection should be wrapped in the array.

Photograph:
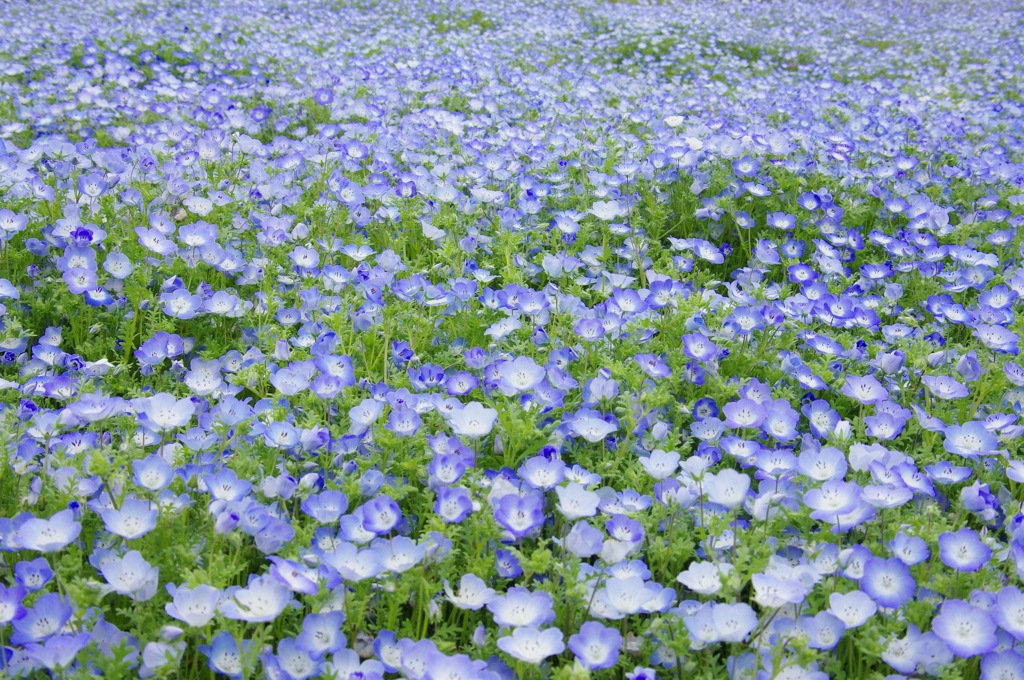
[{"x1": 1, "y1": 0, "x2": 1024, "y2": 677}]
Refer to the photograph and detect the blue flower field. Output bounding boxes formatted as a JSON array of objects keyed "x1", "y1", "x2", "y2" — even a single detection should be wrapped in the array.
[{"x1": 0, "y1": 0, "x2": 1023, "y2": 677}]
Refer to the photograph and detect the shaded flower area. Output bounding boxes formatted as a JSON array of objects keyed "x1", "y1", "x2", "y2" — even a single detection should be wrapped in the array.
[{"x1": 0, "y1": 0, "x2": 1023, "y2": 677}]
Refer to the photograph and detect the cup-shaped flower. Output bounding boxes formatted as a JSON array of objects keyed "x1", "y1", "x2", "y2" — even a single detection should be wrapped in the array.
[
  {"x1": 100, "y1": 498, "x2": 158, "y2": 540},
  {"x1": 841, "y1": 375, "x2": 889, "y2": 405},
  {"x1": 449, "y1": 402, "x2": 498, "y2": 439},
  {"x1": 496, "y1": 627, "x2": 564, "y2": 664},
  {"x1": 360, "y1": 495, "x2": 402, "y2": 535},
  {"x1": 199, "y1": 631, "x2": 254, "y2": 680},
  {"x1": 828, "y1": 590, "x2": 877, "y2": 629},
  {"x1": 938, "y1": 528, "x2": 991, "y2": 572},
  {"x1": 295, "y1": 611, "x2": 347, "y2": 659},
  {"x1": 16, "y1": 509, "x2": 81, "y2": 553},
  {"x1": 135, "y1": 393, "x2": 195, "y2": 432},
  {"x1": 24, "y1": 633, "x2": 91, "y2": 671},
  {"x1": 165, "y1": 584, "x2": 220, "y2": 627},
  {"x1": 931, "y1": 600, "x2": 998, "y2": 658},
  {"x1": 860, "y1": 557, "x2": 915, "y2": 609},
  {"x1": 488, "y1": 587, "x2": 556, "y2": 628},
  {"x1": 569, "y1": 621, "x2": 622, "y2": 670},
  {"x1": 555, "y1": 482, "x2": 600, "y2": 520},
  {"x1": 704, "y1": 469, "x2": 750, "y2": 509},
  {"x1": 493, "y1": 493, "x2": 545, "y2": 539},
  {"x1": 219, "y1": 575, "x2": 293, "y2": 623},
  {"x1": 434, "y1": 486, "x2": 473, "y2": 524},
  {"x1": 100, "y1": 550, "x2": 159, "y2": 602},
  {"x1": 444, "y1": 573, "x2": 496, "y2": 611}
]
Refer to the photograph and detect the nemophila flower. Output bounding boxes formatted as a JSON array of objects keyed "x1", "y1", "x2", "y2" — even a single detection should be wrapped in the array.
[
  {"x1": 890, "y1": 532, "x2": 930, "y2": 565},
  {"x1": 385, "y1": 406, "x2": 422, "y2": 437},
  {"x1": 932, "y1": 600, "x2": 998, "y2": 657},
  {"x1": 444, "y1": 573, "x2": 496, "y2": 610},
  {"x1": 639, "y1": 449, "x2": 680, "y2": 480},
  {"x1": 682, "y1": 332, "x2": 718, "y2": 362},
  {"x1": 677, "y1": 561, "x2": 730, "y2": 595},
  {"x1": 570, "y1": 410, "x2": 618, "y2": 443},
  {"x1": 434, "y1": 486, "x2": 473, "y2": 523},
  {"x1": 926, "y1": 461, "x2": 973, "y2": 485},
  {"x1": 692, "y1": 397, "x2": 719, "y2": 421},
  {"x1": 270, "y1": 367, "x2": 309, "y2": 396},
  {"x1": 752, "y1": 573, "x2": 807, "y2": 608},
  {"x1": 100, "y1": 498, "x2": 158, "y2": 540},
  {"x1": 591, "y1": 200, "x2": 627, "y2": 221},
  {"x1": 13, "y1": 558, "x2": 52, "y2": 593},
  {"x1": 974, "y1": 325, "x2": 1019, "y2": 354},
  {"x1": 828, "y1": 590, "x2": 877, "y2": 628},
  {"x1": 361, "y1": 495, "x2": 402, "y2": 535},
  {"x1": 269, "y1": 556, "x2": 321, "y2": 593},
  {"x1": 316, "y1": 541, "x2": 383, "y2": 583},
  {"x1": 16, "y1": 508, "x2": 81, "y2": 553},
  {"x1": 301, "y1": 491, "x2": 348, "y2": 524},
  {"x1": 690, "y1": 417, "x2": 725, "y2": 442},
  {"x1": 861, "y1": 484, "x2": 913, "y2": 509},
  {"x1": 555, "y1": 482, "x2": 600, "y2": 519},
  {"x1": 295, "y1": 611, "x2": 347, "y2": 659},
  {"x1": 922, "y1": 375, "x2": 970, "y2": 400},
  {"x1": 705, "y1": 602, "x2": 758, "y2": 643},
  {"x1": 565, "y1": 521, "x2": 604, "y2": 558},
  {"x1": 992, "y1": 587, "x2": 1024, "y2": 641},
  {"x1": 199, "y1": 631, "x2": 253, "y2": 680},
  {"x1": 263, "y1": 638, "x2": 321, "y2": 680},
  {"x1": 797, "y1": 446, "x2": 848, "y2": 481},
  {"x1": 0, "y1": 583, "x2": 29, "y2": 635},
  {"x1": 371, "y1": 536, "x2": 425, "y2": 573},
  {"x1": 722, "y1": 399, "x2": 766, "y2": 430},
  {"x1": 494, "y1": 550, "x2": 523, "y2": 580},
  {"x1": 11, "y1": 593, "x2": 71, "y2": 645},
  {"x1": 135, "y1": 393, "x2": 195, "y2": 432},
  {"x1": 497, "y1": 627, "x2": 564, "y2": 664},
  {"x1": 349, "y1": 398, "x2": 384, "y2": 435},
  {"x1": 569, "y1": 621, "x2": 622, "y2": 670},
  {"x1": 606, "y1": 514, "x2": 643, "y2": 543},
  {"x1": 799, "y1": 611, "x2": 846, "y2": 650},
  {"x1": 863, "y1": 412, "x2": 907, "y2": 440},
  {"x1": 938, "y1": 528, "x2": 991, "y2": 572},
  {"x1": 860, "y1": 557, "x2": 915, "y2": 609},
  {"x1": 519, "y1": 456, "x2": 566, "y2": 490},
  {"x1": 842, "y1": 375, "x2": 889, "y2": 404},
  {"x1": 635, "y1": 353, "x2": 671, "y2": 379},
  {"x1": 803, "y1": 480, "x2": 861, "y2": 521},
  {"x1": 99, "y1": 550, "x2": 159, "y2": 601},
  {"x1": 24, "y1": 632, "x2": 91, "y2": 671},
  {"x1": 981, "y1": 651, "x2": 1024, "y2": 680},
  {"x1": 943, "y1": 421, "x2": 999, "y2": 457},
  {"x1": 494, "y1": 493, "x2": 545, "y2": 539},
  {"x1": 219, "y1": 574, "x2": 293, "y2": 622},
  {"x1": 497, "y1": 357, "x2": 546, "y2": 396},
  {"x1": 165, "y1": 584, "x2": 220, "y2": 627},
  {"x1": 704, "y1": 469, "x2": 750, "y2": 508},
  {"x1": 450, "y1": 402, "x2": 498, "y2": 439},
  {"x1": 204, "y1": 468, "x2": 252, "y2": 503},
  {"x1": 488, "y1": 587, "x2": 556, "y2": 628}
]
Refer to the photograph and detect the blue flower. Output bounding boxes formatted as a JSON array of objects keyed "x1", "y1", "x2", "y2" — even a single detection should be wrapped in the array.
[
  {"x1": 15, "y1": 509, "x2": 81, "y2": 553},
  {"x1": 938, "y1": 528, "x2": 992, "y2": 572},
  {"x1": 860, "y1": 557, "x2": 915, "y2": 609},
  {"x1": 931, "y1": 600, "x2": 998, "y2": 658},
  {"x1": 569, "y1": 621, "x2": 622, "y2": 670},
  {"x1": 100, "y1": 498, "x2": 158, "y2": 540},
  {"x1": 199, "y1": 631, "x2": 254, "y2": 680}
]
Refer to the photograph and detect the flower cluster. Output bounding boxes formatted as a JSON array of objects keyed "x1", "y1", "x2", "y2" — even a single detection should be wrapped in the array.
[{"x1": 0, "y1": 0, "x2": 1023, "y2": 678}]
